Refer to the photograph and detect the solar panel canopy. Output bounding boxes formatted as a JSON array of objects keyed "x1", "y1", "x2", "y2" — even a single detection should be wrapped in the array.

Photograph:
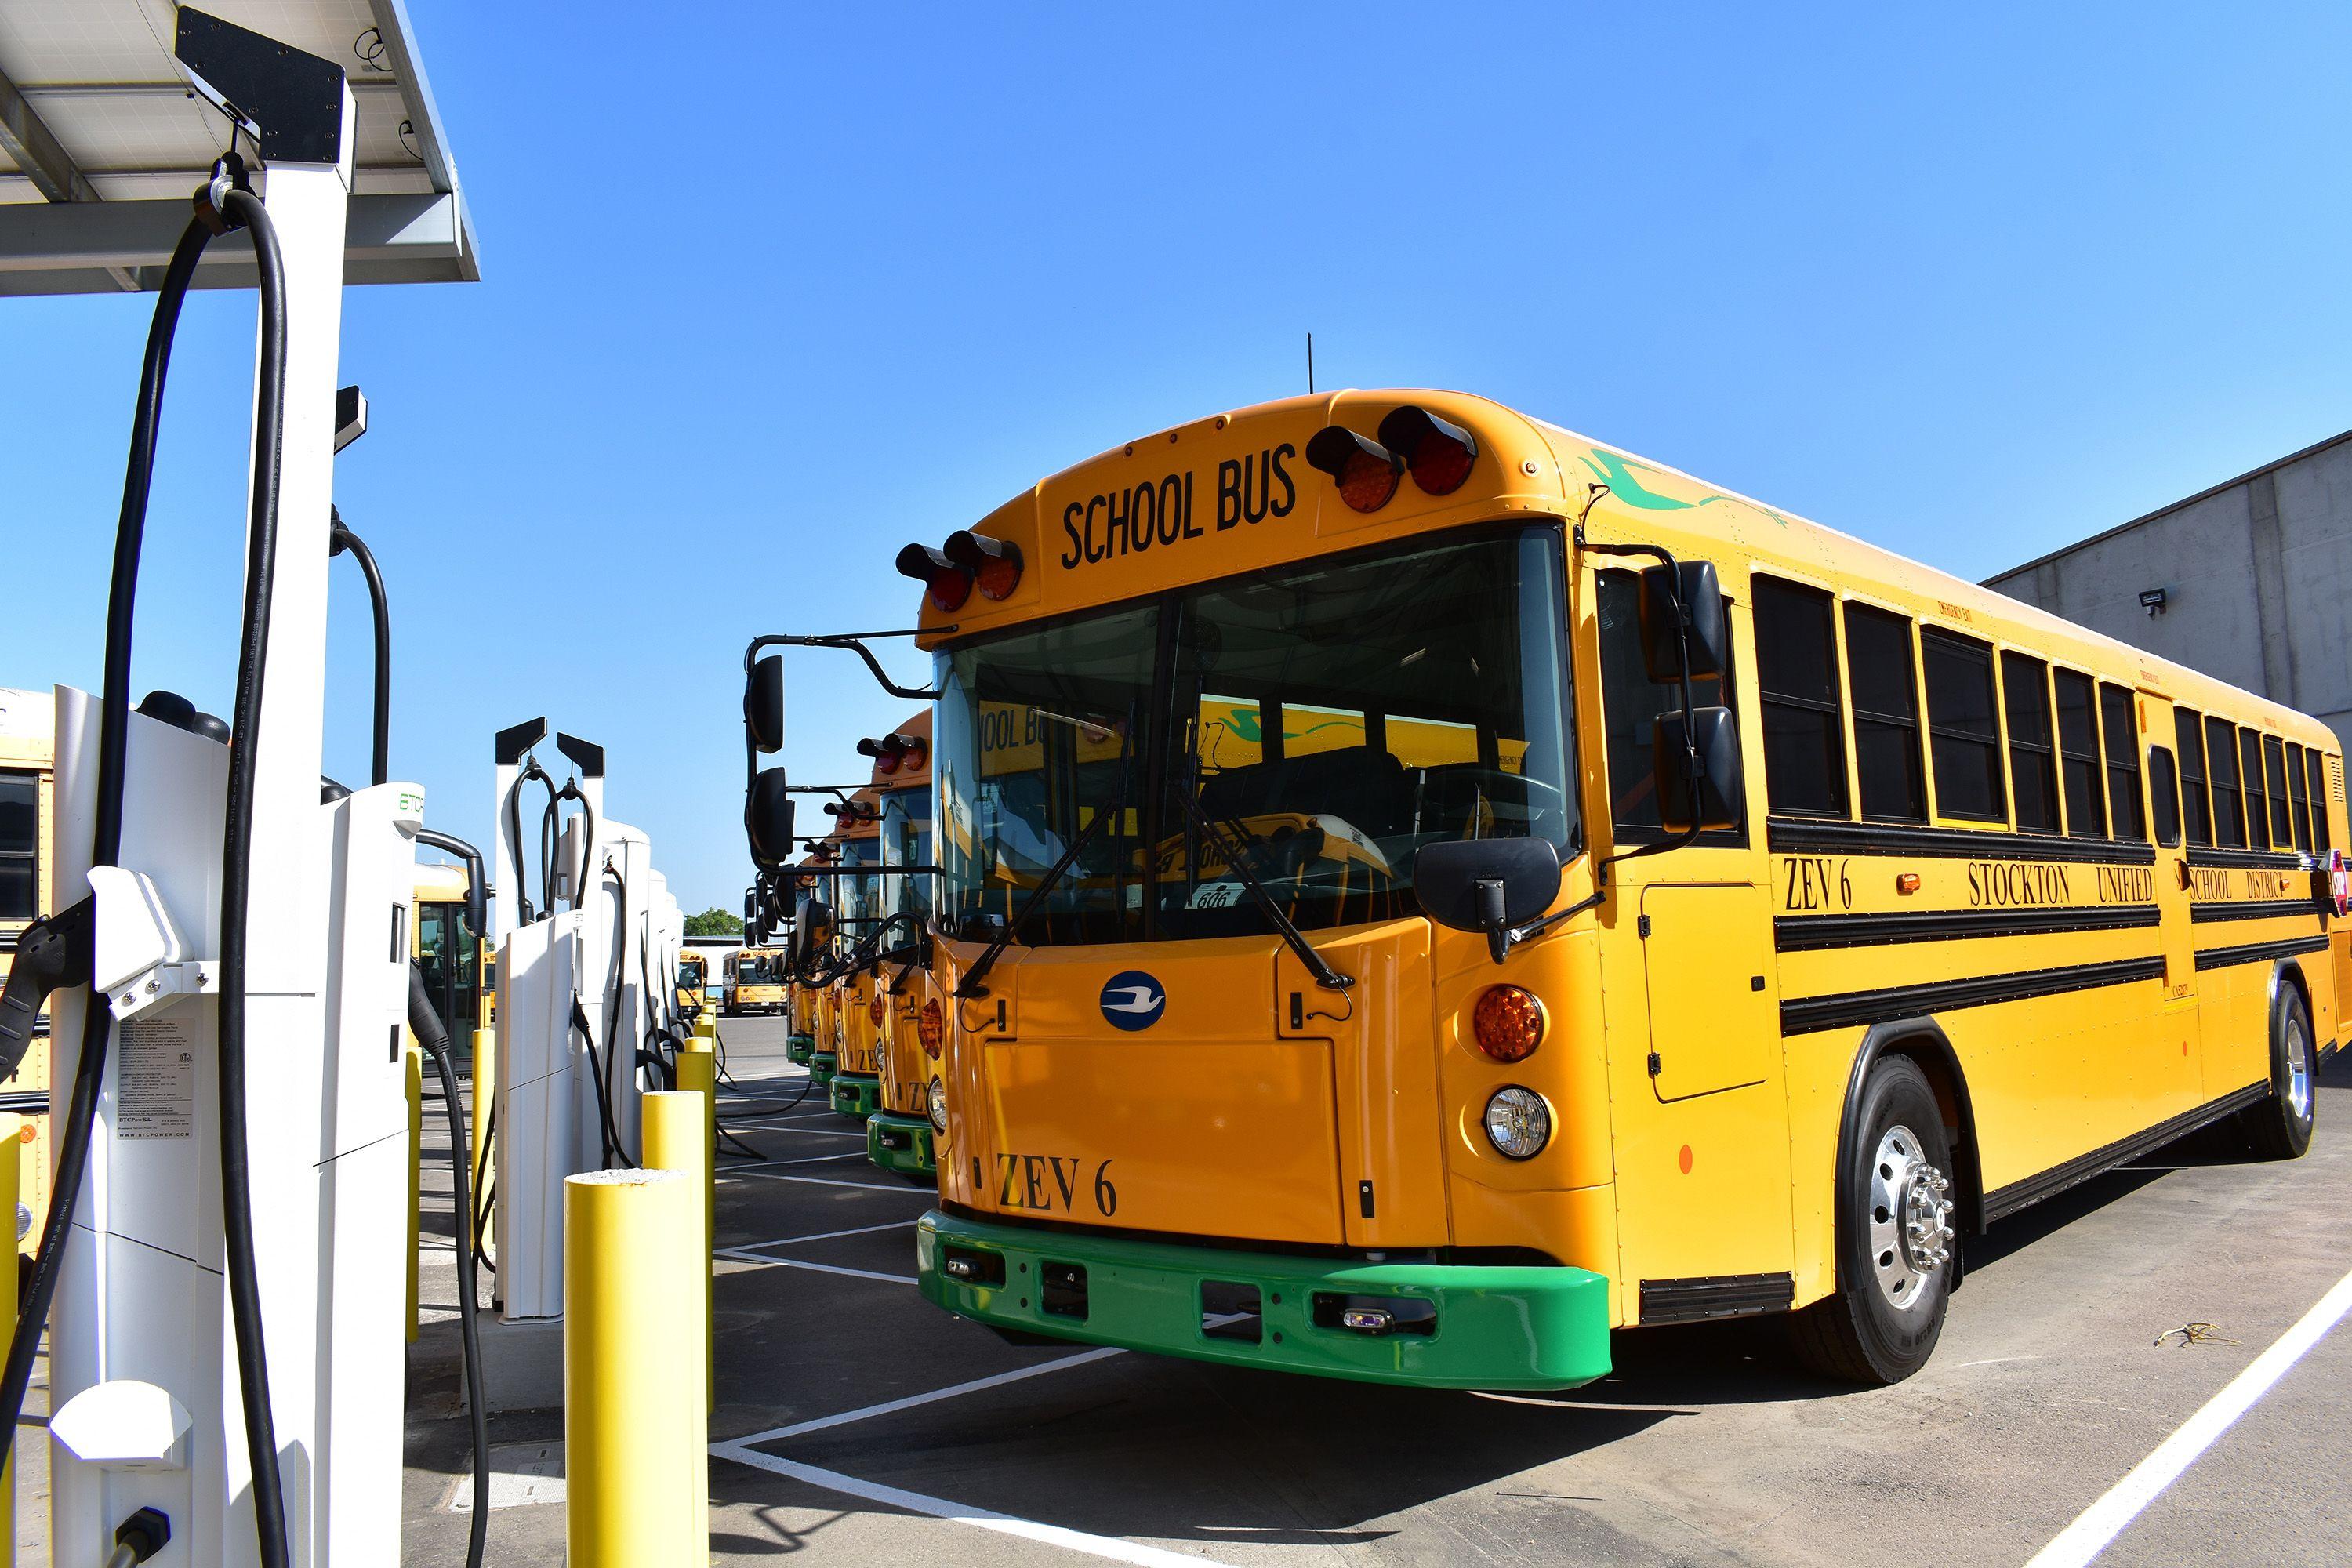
[{"x1": 0, "y1": 0, "x2": 476, "y2": 293}]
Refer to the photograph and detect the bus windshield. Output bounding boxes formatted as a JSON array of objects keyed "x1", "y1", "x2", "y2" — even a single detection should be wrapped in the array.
[
  {"x1": 880, "y1": 786, "x2": 933, "y2": 922},
  {"x1": 836, "y1": 835, "x2": 880, "y2": 925},
  {"x1": 933, "y1": 524, "x2": 1575, "y2": 945}
]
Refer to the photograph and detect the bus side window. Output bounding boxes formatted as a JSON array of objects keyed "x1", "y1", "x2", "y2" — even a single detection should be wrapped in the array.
[
  {"x1": 2054, "y1": 670, "x2": 2106, "y2": 838},
  {"x1": 2002, "y1": 652, "x2": 2060, "y2": 833},
  {"x1": 0, "y1": 768, "x2": 36, "y2": 921},
  {"x1": 1596, "y1": 568, "x2": 1742, "y2": 841},
  {"x1": 2286, "y1": 742, "x2": 2313, "y2": 853},
  {"x1": 2263, "y1": 735, "x2": 2294, "y2": 851},
  {"x1": 2207, "y1": 715, "x2": 2246, "y2": 847},
  {"x1": 2239, "y1": 728, "x2": 2270, "y2": 849},
  {"x1": 1842, "y1": 604, "x2": 1926, "y2": 822},
  {"x1": 1922, "y1": 628, "x2": 2005, "y2": 823},
  {"x1": 1752, "y1": 575, "x2": 1847, "y2": 818},
  {"x1": 2174, "y1": 707, "x2": 2212, "y2": 846},
  {"x1": 2309, "y1": 750, "x2": 2334, "y2": 853},
  {"x1": 2147, "y1": 746, "x2": 2182, "y2": 848},
  {"x1": 2100, "y1": 684, "x2": 2144, "y2": 840}
]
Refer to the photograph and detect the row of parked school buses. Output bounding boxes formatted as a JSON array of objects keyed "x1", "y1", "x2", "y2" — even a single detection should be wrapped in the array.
[{"x1": 749, "y1": 388, "x2": 2351, "y2": 1392}]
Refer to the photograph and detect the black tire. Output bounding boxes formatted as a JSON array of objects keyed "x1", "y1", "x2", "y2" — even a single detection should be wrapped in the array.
[
  {"x1": 2237, "y1": 979, "x2": 2316, "y2": 1160},
  {"x1": 1793, "y1": 1054, "x2": 1956, "y2": 1385}
]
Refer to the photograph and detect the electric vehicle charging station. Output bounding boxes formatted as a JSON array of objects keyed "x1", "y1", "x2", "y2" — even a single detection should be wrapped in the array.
[
  {"x1": 0, "y1": 5, "x2": 479, "y2": 1563},
  {"x1": 489, "y1": 723, "x2": 690, "y2": 1356}
]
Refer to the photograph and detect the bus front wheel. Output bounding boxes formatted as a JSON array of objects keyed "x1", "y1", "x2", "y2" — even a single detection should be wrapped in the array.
[
  {"x1": 1795, "y1": 1055, "x2": 1955, "y2": 1386},
  {"x1": 2236, "y1": 981, "x2": 2315, "y2": 1161}
]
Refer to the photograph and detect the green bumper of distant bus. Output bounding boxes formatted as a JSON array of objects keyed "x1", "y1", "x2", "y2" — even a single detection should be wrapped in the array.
[
  {"x1": 808, "y1": 1051, "x2": 837, "y2": 1088},
  {"x1": 916, "y1": 1210, "x2": 1613, "y2": 1391},
  {"x1": 866, "y1": 1111, "x2": 935, "y2": 1178},
  {"x1": 786, "y1": 1033, "x2": 815, "y2": 1065},
  {"x1": 829, "y1": 1072, "x2": 880, "y2": 1120}
]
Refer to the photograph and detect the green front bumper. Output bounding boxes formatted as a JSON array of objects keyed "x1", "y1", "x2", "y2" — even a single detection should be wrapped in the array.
[
  {"x1": 866, "y1": 1111, "x2": 936, "y2": 1178},
  {"x1": 829, "y1": 1072, "x2": 880, "y2": 1120},
  {"x1": 917, "y1": 1209, "x2": 1612, "y2": 1391},
  {"x1": 786, "y1": 1033, "x2": 815, "y2": 1065},
  {"x1": 809, "y1": 1051, "x2": 837, "y2": 1088}
]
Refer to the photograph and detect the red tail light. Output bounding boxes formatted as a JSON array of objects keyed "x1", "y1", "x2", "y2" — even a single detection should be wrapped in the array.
[
  {"x1": 869, "y1": 993, "x2": 886, "y2": 1026},
  {"x1": 895, "y1": 543, "x2": 971, "y2": 613},
  {"x1": 945, "y1": 530, "x2": 1024, "y2": 601},
  {"x1": 1377, "y1": 405, "x2": 1479, "y2": 495},
  {"x1": 1305, "y1": 426, "x2": 1403, "y2": 513},
  {"x1": 920, "y1": 998, "x2": 944, "y2": 1057}
]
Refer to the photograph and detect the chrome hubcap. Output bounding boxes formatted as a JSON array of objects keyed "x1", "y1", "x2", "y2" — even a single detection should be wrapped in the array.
[
  {"x1": 1867, "y1": 1124, "x2": 1954, "y2": 1309},
  {"x1": 2285, "y1": 1016, "x2": 2313, "y2": 1123}
]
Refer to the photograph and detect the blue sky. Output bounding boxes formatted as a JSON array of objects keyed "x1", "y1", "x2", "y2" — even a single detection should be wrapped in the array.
[{"x1": 6, "y1": 1, "x2": 2350, "y2": 913}]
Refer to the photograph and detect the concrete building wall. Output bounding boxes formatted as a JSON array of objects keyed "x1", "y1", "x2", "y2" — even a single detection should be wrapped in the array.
[{"x1": 1985, "y1": 429, "x2": 2352, "y2": 754}]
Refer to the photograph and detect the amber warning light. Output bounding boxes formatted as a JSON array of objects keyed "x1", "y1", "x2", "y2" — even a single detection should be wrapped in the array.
[{"x1": 1307, "y1": 405, "x2": 1480, "y2": 514}]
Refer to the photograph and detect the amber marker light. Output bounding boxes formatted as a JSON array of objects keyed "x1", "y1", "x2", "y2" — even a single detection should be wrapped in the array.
[
  {"x1": 920, "y1": 998, "x2": 945, "y2": 1057},
  {"x1": 945, "y1": 529, "x2": 1025, "y2": 601},
  {"x1": 869, "y1": 994, "x2": 886, "y2": 1026},
  {"x1": 1472, "y1": 985, "x2": 1544, "y2": 1062},
  {"x1": 1305, "y1": 426, "x2": 1404, "y2": 513}
]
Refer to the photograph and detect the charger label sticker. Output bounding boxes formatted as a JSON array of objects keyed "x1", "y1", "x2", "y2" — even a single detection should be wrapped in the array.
[{"x1": 118, "y1": 1015, "x2": 196, "y2": 1138}]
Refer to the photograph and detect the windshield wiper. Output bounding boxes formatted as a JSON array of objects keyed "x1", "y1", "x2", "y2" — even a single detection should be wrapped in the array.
[
  {"x1": 953, "y1": 805, "x2": 1117, "y2": 999},
  {"x1": 1168, "y1": 783, "x2": 1352, "y2": 993}
]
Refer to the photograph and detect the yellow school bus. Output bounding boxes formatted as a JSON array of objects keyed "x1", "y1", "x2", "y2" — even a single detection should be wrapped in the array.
[
  {"x1": 844, "y1": 715, "x2": 949, "y2": 1176},
  {"x1": 676, "y1": 950, "x2": 709, "y2": 1015},
  {"x1": 731, "y1": 947, "x2": 789, "y2": 1015},
  {"x1": 1, "y1": 688, "x2": 56, "y2": 1258},
  {"x1": 877, "y1": 390, "x2": 2345, "y2": 1390},
  {"x1": 826, "y1": 789, "x2": 887, "y2": 1109}
]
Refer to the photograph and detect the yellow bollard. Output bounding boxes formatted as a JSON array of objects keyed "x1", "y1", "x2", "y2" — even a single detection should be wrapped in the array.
[
  {"x1": 673, "y1": 1052, "x2": 718, "y2": 1403},
  {"x1": 472, "y1": 1022, "x2": 498, "y2": 1272},
  {"x1": 2, "y1": 1112, "x2": 23, "y2": 1557},
  {"x1": 564, "y1": 1170, "x2": 708, "y2": 1566},
  {"x1": 405, "y1": 1038, "x2": 423, "y2": 1342},
  {"x1": 642, "y1": 1089, "x2": 713, "y2": 1413}
]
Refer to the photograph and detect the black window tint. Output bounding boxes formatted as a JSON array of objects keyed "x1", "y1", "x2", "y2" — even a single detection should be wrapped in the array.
[
  {"x1": 2240, "y1": 730, "x2": 2270, "y2": 849},
  {"x1": 2263, "y1": 735, "x2": 2293, "y2": 849},
  {"x1": 0, "y1": 770, "x2": 34, "y2": 921},
  {"x1": 2174, "y1": 708, "x2": 2211, "y2": 846},
  {"x1": 2148, "y1": 746, "x2": 2181, "y2": 848},
  {"x1": 1843, "y1": 604, "x2": 1926, "y2": 822},
  {"x1": 2310, "y1": 751, "x2": 2333, "y2": 853},
  {"x1": 2286, "y1": 742, "x2": 2313, "y2": 853},
  {"x1": 2207, "y1": 717, "x2": 2245, "y2": 847},
  {"x1": 1753, "y1": 576, "x2": 1848, "y2": 817},
  {"x1": 1598, "y1": 570, "x2": 1741, "y2": 841},
  {"x1": 2100, "y1": 684, "x2": 2145, "y2": 841},
  {"x1": 2055, "y1": 670, "x2": 2106, "y2": 837},
  {"x1": 1922, "y1": 630, "x2": 2005, "y2": 822},
  {"x1": 2001, "y1": 653, "x2": 2060, "y2": 833}
]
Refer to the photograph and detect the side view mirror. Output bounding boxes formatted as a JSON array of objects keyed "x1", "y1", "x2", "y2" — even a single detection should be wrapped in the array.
[
  {"x1": 1654, "y1": 705, "x2": 1743, "y2": 833},
  {"x1": 747, "y1": 768, "x2": 797, "y2": 868},
  {"x1": 746, "y1": 655, "x2": 784, "y2": 753},
  {"x1": 1411, "y1": 838, "x2": 1563, "y2": 955},
  {"x1": 789, "y1": 895, "x2": 834, "y2": 973},
  {"x1": 1639, "y1": 560, "x2": 1727, "y2": 684}
]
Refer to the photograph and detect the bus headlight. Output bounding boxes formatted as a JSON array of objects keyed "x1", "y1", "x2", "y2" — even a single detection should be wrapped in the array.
[
  {"x1": 1483, "y1": 1087, "x2": 1550, "y2": 1160},
  {"x1": 927, "y1": 1076, "x2": 948, "y2": 1133}
]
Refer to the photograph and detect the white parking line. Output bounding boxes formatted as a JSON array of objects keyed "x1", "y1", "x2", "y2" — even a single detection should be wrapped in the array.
[
  {"x1": 2027, "y1": 1261, "x2": 2352, "y2": 1568},
  {"x1": 731, "y1": 1346, "x2": 1121, "y2": 1448},
  {"x1": 711, "y1": 1446, "x2": 1240, "y2": 1568},
  {"x1": 728, "y1": 1152, "x2": 868, "y2": 1170},
  {"x1": 728, "y1": 1171, "x2": 931, "y2": 1195},
  {"x1": 726, "y1": 1118, "x2": 861, "y2": 1134},
  {"x1": 730, "y1": 1220, "x2": 920, "y2": 1250},
  {"x1": 717, "y1": 1252, "x2": 916, "y2": 1287}
]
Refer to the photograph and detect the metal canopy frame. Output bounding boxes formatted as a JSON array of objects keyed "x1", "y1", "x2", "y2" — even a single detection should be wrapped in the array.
[{"x1": 0, "y1": 0, "x2": 477, "y2": 294}]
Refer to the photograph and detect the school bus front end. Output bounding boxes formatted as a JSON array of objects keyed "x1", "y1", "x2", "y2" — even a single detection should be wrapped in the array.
[{"x1": 908, "y1": 394, "x2": 1619, "y2": 1388}]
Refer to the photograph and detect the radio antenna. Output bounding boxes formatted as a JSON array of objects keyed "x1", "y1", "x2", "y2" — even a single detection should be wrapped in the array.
[{"x1": 1306, "y1": 332, "x2": 1315, "y2": 394}]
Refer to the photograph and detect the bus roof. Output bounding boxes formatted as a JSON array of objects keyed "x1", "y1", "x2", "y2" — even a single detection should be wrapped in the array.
[
  {"x1": 906, "y1": 390, "x2": 2335, "y2": 753},
  {"x1": 413, "y1": 862, "x2": 471, "y2": 903}
]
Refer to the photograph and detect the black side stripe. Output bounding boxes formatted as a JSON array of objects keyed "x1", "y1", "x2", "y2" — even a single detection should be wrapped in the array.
[
  {"x1": 1984, "y1": 1081, "x2": 2270, "y2": 1224},
  {"x1": 2193, "y1": 935, "x2": 2329, "y2": 972},
  {"x1": 1768, "y1": 818, "x2": 2156, "y2": 867},
  {"x1": 2190, "y1": 898, "x2": 2328, "y2": 924},
  {"x1": 2184, "y1": 845, "x2": 2305, "y2": 871},
  {"x1": 1776, "y1": 905, "x2": 2157, "y2": 951},
  {"x1": 1781, "y1": 956, "x2": 2165, "y2": 1036}
]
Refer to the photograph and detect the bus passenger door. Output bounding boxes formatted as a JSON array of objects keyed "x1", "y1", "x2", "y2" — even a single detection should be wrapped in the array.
[{"x1": 2143, "y1": 691, "x2": 2201, "y2": 1109}]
